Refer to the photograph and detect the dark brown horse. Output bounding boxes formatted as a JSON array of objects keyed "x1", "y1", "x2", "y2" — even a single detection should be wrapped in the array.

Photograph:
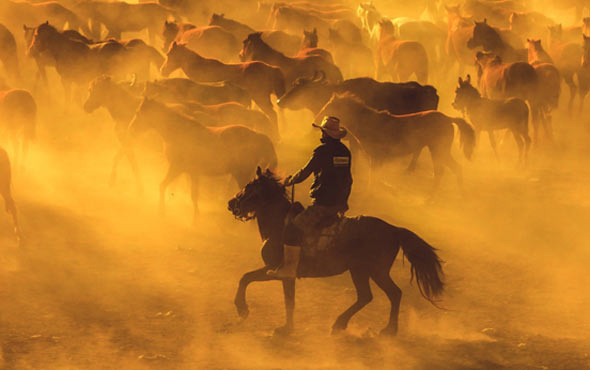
[
  {"x1": 129, "y1": 97, "x2": 277, "y2": 217},
  {"x1": 161, "y1": 41, "x2": 285, "y2": 132},
  {"x1": 83, "y1": 75, "x2": 143, "y2": 193},
  {"x1": 240, "y1": 32, "x2": 342, "y2": 87},
  {"x1": 0, "y1": 146, "x2": 19, "y2": 241},
  {"x1": 0, "y1": 88, "x2": 36, "y2": 167},
  {"x1": 27, "y1": 22, "x2": 133, "y2": 101},
  {"x1": 453, "y1": 75, "x2": 530, "y2": 161},
  {"x1": 376, "y1": 19, "x2": 429, "y2": 83},
  {"x1": 0, "y1": 23, "x2": 18, "y2": 82},
  {"x1": 316, "y1": 94, "x2": 475, "y2": 193},
  {"x1": 228, "y1": 167, "x2": 444, "y2": 336},
  {"x1": 467, "y1": 19, "x2": 526, "y2": 63}
]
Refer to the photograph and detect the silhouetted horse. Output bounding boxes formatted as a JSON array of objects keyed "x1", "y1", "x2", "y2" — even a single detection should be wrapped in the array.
[
  {"x1": 161, "y1": 41, "x2": 285, "y2": 133},
  {"x1": 129, "y1": 97, "x2": 277, "y2": 217},
  {"x1": 453, "y1": 75, "x2": 530, "y2": 161},
  {"x1": 228, "y1": 167, "x2": 444, "y2": 336},
  {"x1": 240, "y1": 32, "x2": 342, "y2": 87},
  {"x1": 468, "y1": 19, "x2": 526, "y2": 63},
  {"x1": 0, "y1": 88, "x2": 36, "y2": 167},
  {"x1": 277, "y1": 73, "x2": 439, "y2": 115},
  {"x1": 316, "y1": 94, "x2": 474, "y2": 194},
  {"x1": 0, "y1": 146, "x2": 19, "y2": 241},
  {"x1": 83, "y1": 75, "x2": 143, "y2": 193},
  {"x1": 0, "y1": 24, "x2": 18, "y2": 82},
  {"x1": 376, "y1": 19, "x2": 428, "y2": 83}
]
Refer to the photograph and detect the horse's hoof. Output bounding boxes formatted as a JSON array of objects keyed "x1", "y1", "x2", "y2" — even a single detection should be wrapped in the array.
[
  {"x1": 236, "y1": 305, "x2": 249, "y2": 319},
  {"x1": 380, "y1": 327, "x2": 398, "y2": 337},
  {"x1": 273, "y1": 325, "x2": 293, "y2": 337},
  {"x1": 331, "y1": 321, "x2": 347, "y2": 335}
]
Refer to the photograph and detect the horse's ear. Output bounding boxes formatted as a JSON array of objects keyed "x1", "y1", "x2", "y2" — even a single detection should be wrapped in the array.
[
  {"x1": 313, "y1": 28, "x2": 317, "y2": 35},
  {"x1": 256, "y1": 166, "x2": 262, "y2": 177},
  {"x1": 172, "y1": 41, "x2": 177, "y2": 47},
  {"x1": 483, "y1": 18, "x2": 487, "y2": 24},
  {"x1": 44, "y1": 20, "x2": 49, "y2": 25},
  {"x1": 526, "y1": 38, "x2": 531, "y2": 42},
  {"x1": 23, "y1": 24, "x2": 27, "y2": 30},
  {"x1": 458, "y1": 76, "x2": 463, "y2": 85},
  {"x1": 466, "y1": 74, "x2": 471, "y2": 83}
]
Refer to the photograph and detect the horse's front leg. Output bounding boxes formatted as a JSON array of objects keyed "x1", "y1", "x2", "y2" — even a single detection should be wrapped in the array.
[
  {"x1": 274, "y1": 278, "x2": 295, "y2": 336},
  {"x1": 235, "y1": 266, "x2": 273, "y2": 319}
]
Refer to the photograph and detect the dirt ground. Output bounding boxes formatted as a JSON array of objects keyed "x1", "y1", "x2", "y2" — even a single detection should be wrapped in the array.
[{"x1": 1, "y1": 66, "x2": 590, "y2": 370}]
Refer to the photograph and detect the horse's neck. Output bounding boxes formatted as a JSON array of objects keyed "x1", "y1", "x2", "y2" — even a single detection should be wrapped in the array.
[
  {"x1": 256, "y1": 197, "x2": 290, "y2": 241},
  {"x1": 105, "y1": 86, "x2": 141, "y2": 123},
  {"x1": 484, "y1": 30, "x2": 505, "y2": 52},
  {"x1": 464, "y1": 94, "x2": 485, "y2": 116},
  {"x1": 254, "y1": 41, "x2": 290, "y2": 68}
]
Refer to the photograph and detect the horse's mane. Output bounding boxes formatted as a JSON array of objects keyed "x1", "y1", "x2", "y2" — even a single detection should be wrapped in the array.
[{"x1": 258, "y1": 169, "x2": 288, "y2": 199}]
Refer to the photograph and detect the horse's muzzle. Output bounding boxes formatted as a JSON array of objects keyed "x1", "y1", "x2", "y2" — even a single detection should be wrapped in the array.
[{"x1": 228, "y1": 197, "x2": 239, "y2": 215}]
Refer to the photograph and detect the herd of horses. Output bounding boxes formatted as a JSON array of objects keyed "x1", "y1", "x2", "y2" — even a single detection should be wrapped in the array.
[{"x1": 0, "y1": 0, "x2": 586, "y2": 337}]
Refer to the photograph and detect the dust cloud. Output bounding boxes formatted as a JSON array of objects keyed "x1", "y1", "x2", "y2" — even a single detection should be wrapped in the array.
[{"x1": 0, "y1": 0, "x2": 589, "y2": 369}]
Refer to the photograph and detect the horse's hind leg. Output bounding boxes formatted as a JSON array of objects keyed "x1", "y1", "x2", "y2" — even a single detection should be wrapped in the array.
[
  {"x1": 406, "y1": 147, "x2": 423, "y2": 173},
  {"x1": 510, "y1": 129, "x2": 524, "y2": 164},
  {"x1": 371, "y1": 272, "x2": 402, "y2": 336},
  {"x1": 332, "y1": 268, "x2": 372, "y2": 334}
]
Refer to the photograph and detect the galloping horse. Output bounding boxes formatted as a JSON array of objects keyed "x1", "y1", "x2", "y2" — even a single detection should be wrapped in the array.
[
  {"x1": 128, "y1": 98, "x2": 277, "y2": 217},
  {"x1": 228, "y1": 167, "x2": 444, "y2": 336},
  {"x1": 376, "y1": 19, "x2": 429, "y2": 83},
  {"x1": 453, "y1": 75, "x2": 530, "y2": 161},
  {"x1": 240, "y1": 32, "x2": 342, "y2": 87},
  {"x1": 161, "y1": 41, "x2": 285, "y2": 136},
  {"x1": 316, "y1": 94, "x2": 475, "y2": 193},
  {"x1": 0, "y1": 146, "x2": 19, "y2": 241}
]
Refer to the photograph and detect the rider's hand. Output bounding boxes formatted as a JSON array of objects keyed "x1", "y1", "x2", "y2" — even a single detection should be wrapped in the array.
[{"x1": 283, "y1": 175, "x2": 293, "y2": 186}]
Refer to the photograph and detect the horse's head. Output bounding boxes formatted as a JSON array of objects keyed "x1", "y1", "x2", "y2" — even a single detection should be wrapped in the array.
[
  {"x1": 84, "y1": 75, "x2": 113, "y2": 113},
  {"x1": 277, "y1": 71, "x2": 326, "y2": 110},
  {"x1": 28, "y1": 21, "x2": 55, "y2": 56},
  {"x1": 162, "y1": 20, "x2": 179, "y2": 51},
  {"x1": 161, "y1": 41, "x2": 186, "y2": 77},
  {"x1": 23, "y1": 25, "x2": 35, "y2": 45},
  {"x1": 377, "y1": 18, "x2": 395, "y2": 40},
  {"x1": 228, "y1": 166, "x2": 286, "y2": 221},
  {"x1": 468, "y1": 18, "x2": 491, "y2": 49},
  {"x1": 547, "y1": 24, "x2": 563, "y2": 41},
  {"x1": 302, "y1": 28, "x2": 319, "y2": 49},
  {"x1": 240, "y1": 32, "x2": 264, "y2": 62},
  {"x1": 475, "y1": 51, "x2": 499, "y2": 67},
  {"x1": 314, "y1": 92, "x2": 358, "y2": 128},
  {"x1": 453, "y1": 75, "x2": 480, "y2": 111}
]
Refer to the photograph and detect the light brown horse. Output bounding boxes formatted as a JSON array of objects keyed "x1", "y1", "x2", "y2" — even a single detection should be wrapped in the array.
[
  {"x1": 0, "y1": 146, "x2": 19, "y2": 241},
  {"x1": 453, "y1": 75, "x2": 530, "y2": 161},
  {"x1": 0, "y1": 88, "x2": 36, "y2": 167},
  {"x1": 475, "y1": 51, "x2": 537, "y2": 102},
  {"x1": 316, "y1": 94, "x2": 475, "y2": 194},
  {"x1": 83, "y1": 75, "x2": 143, "y2": 193},
  {"x1": 376, "y1": 19, "x2": 429, "y2": 83},
  {"x1": 128, "y1": 97, "x2": 277, "y2": 217},
  {"x1": 160, "y1": 41, "x2": 285, "y2": 134},
  {"x1": 240, "y1": 32, "x2": 342, "y2": 87}
]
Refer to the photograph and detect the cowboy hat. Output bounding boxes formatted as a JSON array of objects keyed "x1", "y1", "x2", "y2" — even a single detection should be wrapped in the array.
[{"x1": 312, "y1": 116, "x2": 347, "y2": 139}]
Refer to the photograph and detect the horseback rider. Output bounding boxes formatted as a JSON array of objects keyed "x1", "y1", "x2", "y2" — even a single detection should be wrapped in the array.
[{"x1": 267, "y1": 116, "x2": 353, "y2": 279}]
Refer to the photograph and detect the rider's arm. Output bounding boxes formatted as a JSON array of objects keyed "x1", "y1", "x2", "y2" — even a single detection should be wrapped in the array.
[{"x1": 289, "y1": 147, "x2": 323, "y2": 184}]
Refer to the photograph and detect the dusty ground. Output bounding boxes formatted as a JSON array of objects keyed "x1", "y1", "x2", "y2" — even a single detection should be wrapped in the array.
[{"x1": 0, "y1": 41, "x2": 589, "y2": 369}]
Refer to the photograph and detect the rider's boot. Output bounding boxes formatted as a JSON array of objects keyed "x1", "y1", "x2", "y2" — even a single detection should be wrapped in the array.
[{"x1": 267, "y1": 245, "x2": 301, "y2": 279}]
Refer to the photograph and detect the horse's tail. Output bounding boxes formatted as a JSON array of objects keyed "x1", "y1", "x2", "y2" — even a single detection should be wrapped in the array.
[
  {"x1": 397, "y1": 228, "x2": 444, "y2": 303},
  {"x1": 272, "y1": 67, "x2": 286, "y2": 99},
  {"x1": 450, "y1": 117, "x2": 475, "y2": 160},
  {"x1": 257, "y1": 132, "x2": 278, "y2": 171}
]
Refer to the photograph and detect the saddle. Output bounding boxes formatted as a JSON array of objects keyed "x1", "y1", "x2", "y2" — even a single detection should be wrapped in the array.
[{"x1": 287, "y1": 202, "x2": 346, "y2": 251}]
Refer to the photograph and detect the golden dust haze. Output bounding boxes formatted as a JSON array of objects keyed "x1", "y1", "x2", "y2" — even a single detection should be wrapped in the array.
[{"x1": 0, "y1": 0, "x2": 589, "y2": 369}]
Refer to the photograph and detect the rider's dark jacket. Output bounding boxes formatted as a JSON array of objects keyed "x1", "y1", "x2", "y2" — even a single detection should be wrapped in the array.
[{"x1": 290, "y1": 136, "x2": 352, "y2": 211}]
